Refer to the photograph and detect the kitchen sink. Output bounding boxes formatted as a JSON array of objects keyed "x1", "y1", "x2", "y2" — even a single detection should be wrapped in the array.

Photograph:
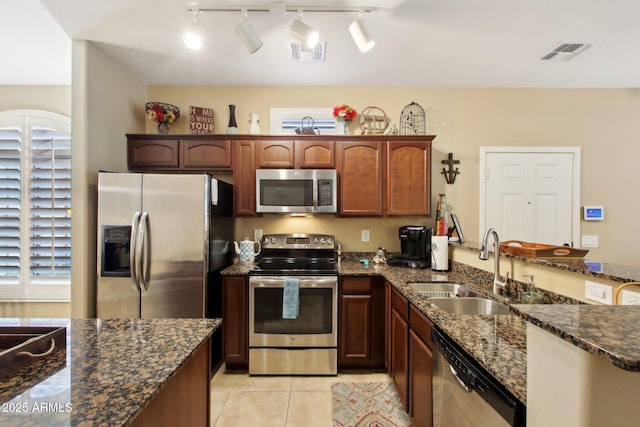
[
  {"x1": 429, "y1": 297, "x2": 511, "y2": 316},
  {"x1": 406, "y1": 282, "x2": 477, "y2": 298}
]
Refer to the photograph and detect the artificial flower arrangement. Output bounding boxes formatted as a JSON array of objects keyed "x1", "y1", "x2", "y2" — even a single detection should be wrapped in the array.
[
  {"x1": 145, "y1": 102, "x2": 180, "y2": 124},
  {"x1": 333, "y1": 104, "x2": 357, "y2": 121}
]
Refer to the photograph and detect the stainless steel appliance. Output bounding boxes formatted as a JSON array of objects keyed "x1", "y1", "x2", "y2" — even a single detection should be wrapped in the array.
[
  {"x1": 388, "y1": 225, "x2": 432, "y2": 269},
  {"x1": 432, "y1": 327, "x2": 526, "y2": 427},
  {"x1": 96, "y1": 172, "x2": 234, "y2": 319},
  {"x1": 255, "y1": 169, "x2": 337, "y2": 214},
  {"x1": 248, "y1": 233, "x2": 338, "y2": 375}
]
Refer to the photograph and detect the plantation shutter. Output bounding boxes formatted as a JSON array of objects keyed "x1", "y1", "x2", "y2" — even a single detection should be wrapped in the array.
[
  {"x1": 0, "y1": 126, "x2": 22, "y2": 277},
  {"x1": 0, "y1": 111, "x2": 71, "y2": 299},
  {"x1": 30, "y1": 126, "x2": 72, "y2": 278}
]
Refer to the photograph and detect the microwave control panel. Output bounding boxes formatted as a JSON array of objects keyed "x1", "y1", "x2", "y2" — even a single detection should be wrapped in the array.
[{"x1": 317, "y1": 180, "x2": 334, "y2": 206}]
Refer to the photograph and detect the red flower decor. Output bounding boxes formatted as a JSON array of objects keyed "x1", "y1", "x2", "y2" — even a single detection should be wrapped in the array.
[
  {"x1": 333, "y1": 104, "x2": 357, "y2": 121},
  {"x1": 145, "y1": 102, "x2": 180, "y2": 124}
]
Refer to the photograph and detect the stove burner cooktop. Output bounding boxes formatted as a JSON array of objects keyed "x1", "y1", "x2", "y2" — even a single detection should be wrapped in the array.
[{"x1": 250, "y1": 233, "x2": 337, "y2": 276}]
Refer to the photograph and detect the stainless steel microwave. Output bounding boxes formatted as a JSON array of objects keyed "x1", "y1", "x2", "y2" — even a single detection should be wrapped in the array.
[{"x1": 256, "y1": 169, "x2": 337, "y2": 214}]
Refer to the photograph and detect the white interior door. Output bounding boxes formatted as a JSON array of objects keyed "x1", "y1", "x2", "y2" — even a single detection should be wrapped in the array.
[{"x1": 480, "y1": 147, "x2": 580, "y2": 247}]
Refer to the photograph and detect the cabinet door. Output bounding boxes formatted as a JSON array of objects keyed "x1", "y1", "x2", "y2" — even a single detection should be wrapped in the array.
[
  {"x1": 337, "y1": 141, "x2": 384, "y2": 216},
  {"x1": 409, "y1": 329, "x2": 433, "y2": 427},
  {"x1": 256, "y1": 140, "x2": 295, "y2": 168},
  {"x1": 409, "y1": 305, "x2": 433, "y2": 427},
  {"x1": 391, "y1": 307, "x2": 409, "y2": 410},
  {"x1": 222, "y1": 276, "x2": 248, "y2": 370},
  {"x1": 390, "y1": 287, "x2": 409, "y2": 409},
  {"x1": 128, "y1": 139, "x2": 179, "y2": 169},
  {"x1": 182, "y1": 140, "x2": 232, "y2": 169},
  {"x1": 295, "y1": 140, "x2": 335, "y2": 168},
  {"x1": 339, "y1": 294, "x2": 372, "y2": 367},
  {"x1": 339, "y1": 276, "x2": 384, "y2": 369},
  {"x1": 386, "y1": 141, "x2": 431, "y2": 216},
  {"x1": 233, "y1": 140, "x2": 257, "y2": 216}
]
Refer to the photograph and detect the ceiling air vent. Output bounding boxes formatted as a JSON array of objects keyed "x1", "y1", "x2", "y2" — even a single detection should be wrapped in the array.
[
  {"x1": 540, "y1": 43, "x2": 591, "y2": 61},
  {"x1": 288, "y1": 41, "x2": 326, "y2": 62}
]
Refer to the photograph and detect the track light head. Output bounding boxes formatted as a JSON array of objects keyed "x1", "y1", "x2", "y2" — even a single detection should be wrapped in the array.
[
  {"x1": 349, "y1": 15, "x2": 375, "y2": 53},
  {"x1": 183, "y1": 9, "x2": 203, "y2": 50},
  {"x1": 290, "y1": 14, "x2": 319, "y2": 50},
  {"x1": 235, "y1": 11, "x2": 263, "y2": 54}
]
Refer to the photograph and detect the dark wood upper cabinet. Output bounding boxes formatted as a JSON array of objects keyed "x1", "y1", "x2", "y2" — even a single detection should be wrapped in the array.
[
  {"x1": 386, "y1": 140, "x2": 433, "y2": 216},
  {"x1": 256, "y1": 140, "x2": 295, "y2": 168},
  {"x1": 233, "y1": 140, "x2": 257, "y2": 217},
  {"x1": 337, "y1": 140, "x2": 384, "y2": 216},
  {"x1": 295, "y1": 140, "x2": 335, "y2": 168},
  {"x1": 182, "y1": 140, "x2": 232, "y2": 169},
  {"x1": 128, "y1": 138, "x2": 180, "y2": 169}
]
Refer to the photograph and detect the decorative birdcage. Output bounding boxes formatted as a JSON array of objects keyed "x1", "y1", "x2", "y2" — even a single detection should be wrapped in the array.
[{"x1": 399, "y1": 101, "x2": 426, "y2": 135}]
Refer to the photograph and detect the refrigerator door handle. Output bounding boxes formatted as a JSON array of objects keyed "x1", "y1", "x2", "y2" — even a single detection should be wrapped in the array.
[
  {"x1": 138, "y1": 211, "x2": 150, "y2": 291},
  {"x1": 130, "y1": 212, "x2": 141, "y2": 291}
]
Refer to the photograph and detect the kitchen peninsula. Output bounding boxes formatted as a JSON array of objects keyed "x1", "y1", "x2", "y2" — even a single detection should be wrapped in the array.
[{"x1": 0, "y1": 318, "x2": 219, "y2": 427}]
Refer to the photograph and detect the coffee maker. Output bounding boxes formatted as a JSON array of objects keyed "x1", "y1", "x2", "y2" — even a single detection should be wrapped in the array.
[{"x1": 388, "y1": 226, "x2": 432, "y2": 269}]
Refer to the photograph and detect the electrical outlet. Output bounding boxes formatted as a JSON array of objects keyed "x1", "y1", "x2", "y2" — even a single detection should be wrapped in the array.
[
  {"x1": 361, "y1": 230, "x2": 370, "y2": 242},
  {"x1": 620, "y1": 289, "x2": 640, "y2": 305},
  {"x1": 254, "y1": 229, "x2": 263, "y2": 241},
  {"x1": 584, "y1": 280, "x2": 612, "y2": 304}
]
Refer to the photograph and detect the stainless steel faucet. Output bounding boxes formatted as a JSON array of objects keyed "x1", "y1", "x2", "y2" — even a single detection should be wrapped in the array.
[{"x1": 479, "y1": 228, "x2": 510, "y2": 300}]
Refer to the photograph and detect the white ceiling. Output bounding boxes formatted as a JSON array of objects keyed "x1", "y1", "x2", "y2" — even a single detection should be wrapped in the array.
[{"x1": 5, "y1": 0, "x2": 640, "y2": 87}]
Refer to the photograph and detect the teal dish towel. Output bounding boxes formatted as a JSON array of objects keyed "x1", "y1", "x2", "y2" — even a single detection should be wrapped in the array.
[{"x1": 282, "y1": 278, "x2": 300, "y2": 319}]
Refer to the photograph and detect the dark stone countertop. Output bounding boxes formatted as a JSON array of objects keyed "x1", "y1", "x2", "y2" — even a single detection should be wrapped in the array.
[
  {"x1": 0, "y1": 318, "x2": 220, "y2": 427},
  {"x1": 224, "y1": 257, "x2": 640, "y2": 405}
]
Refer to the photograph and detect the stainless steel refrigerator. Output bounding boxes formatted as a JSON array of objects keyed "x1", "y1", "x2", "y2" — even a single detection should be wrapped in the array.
[{"x1": 96, "y1": 172, "x2": 234, "y2": 319}]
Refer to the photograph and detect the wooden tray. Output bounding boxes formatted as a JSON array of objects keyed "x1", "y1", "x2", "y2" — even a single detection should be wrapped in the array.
[
  {"x1": 0, "y1": 326, "x2": 66, "y2": 378},
  {"x1": 499, "y1": 240, "x2": 589, "y2": 259}
]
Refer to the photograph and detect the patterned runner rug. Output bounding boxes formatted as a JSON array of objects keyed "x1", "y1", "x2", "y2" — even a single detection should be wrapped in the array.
[{"x1": 331, "y1": 382, "x2": 412, "y2": 427}]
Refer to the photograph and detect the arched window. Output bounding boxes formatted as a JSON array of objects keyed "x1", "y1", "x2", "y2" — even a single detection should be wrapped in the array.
[{"x1": 0, "y1": 110, "x2": 71, "y2": 300}]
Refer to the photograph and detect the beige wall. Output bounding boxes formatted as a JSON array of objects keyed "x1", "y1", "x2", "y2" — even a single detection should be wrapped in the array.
[
  {"x1": 0, "y1": 85, "x2": 72, "y2": 317},
  {"x1": 147, "y1": 86, "x2": 640, "y2": 267},
  {"x1": 71, "y1": 41, "x2": 146, "y2": 317}
]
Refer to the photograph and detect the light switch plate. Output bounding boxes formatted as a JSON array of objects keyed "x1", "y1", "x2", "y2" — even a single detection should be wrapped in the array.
[
  {"x1": 584, "y1": 280, "x2": 612, "y2": 304},
  {"x1": 361, "y1": 230, "x2": 370, "y2": 242},
  {"x1": 620, "y1": 289, "x2": 640, "y2": 305},
  {"x1": 581, "y1": 235, "x2": 599, "y2": 248}
]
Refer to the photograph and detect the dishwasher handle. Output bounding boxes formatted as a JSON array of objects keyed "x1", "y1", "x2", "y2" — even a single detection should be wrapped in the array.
[{"x1": 450, "y1": 365, "x2": 472, "y2": 393}]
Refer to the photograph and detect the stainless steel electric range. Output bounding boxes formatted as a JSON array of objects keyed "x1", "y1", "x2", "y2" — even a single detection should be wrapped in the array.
[{"x1": 248, "y1": 233, "x2": 337, "y2": 375}]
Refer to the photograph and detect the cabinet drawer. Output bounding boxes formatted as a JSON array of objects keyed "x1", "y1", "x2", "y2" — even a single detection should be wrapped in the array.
[
  {"x1": 409, "y1": 304, "x2": 432, "y2": 347},
  {"x1": 391, "y1": 287, "x2": 408, "y2": 319},
  {"x1": 342, "y1": 277, "x2": 372, "y2": 294}
]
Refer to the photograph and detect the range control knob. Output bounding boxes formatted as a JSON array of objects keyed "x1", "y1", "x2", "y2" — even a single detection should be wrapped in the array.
[{"x1": 326, "y1": 238, "x2": 333, "y2": 245}]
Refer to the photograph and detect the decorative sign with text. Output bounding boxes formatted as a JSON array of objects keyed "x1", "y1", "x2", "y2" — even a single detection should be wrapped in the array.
[{"x1": 189, "y1": 106, "x2": 215, "y2": 135}]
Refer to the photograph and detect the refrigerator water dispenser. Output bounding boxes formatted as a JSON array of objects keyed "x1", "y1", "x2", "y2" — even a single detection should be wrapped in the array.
[{"x1": 101, "y1": 225, "x2": 131, "y2": 277}]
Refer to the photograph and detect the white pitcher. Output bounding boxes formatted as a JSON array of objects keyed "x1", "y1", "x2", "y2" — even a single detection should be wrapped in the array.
[{"x1": 234, "y1": 238, "x2": 261, "y2": 262}]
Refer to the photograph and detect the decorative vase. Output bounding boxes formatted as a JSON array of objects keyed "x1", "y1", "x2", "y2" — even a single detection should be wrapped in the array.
[
  {"x1": 339, "y1": 119, "x2": 349, "y2": 135},
  {"x1": 249, "y1": 113, "x2": 260, "y2": 134},
  {"x1": 157, "y1": 122, "x2": 169, "y2": 135},
  {"x1": 227, "y1": 104, "x2": 239, "y2": 134}
]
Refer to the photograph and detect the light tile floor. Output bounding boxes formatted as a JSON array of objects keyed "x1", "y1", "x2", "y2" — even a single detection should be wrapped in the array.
[{"x1": 210, "y1": 366, "x2": 392, "y2": 427}]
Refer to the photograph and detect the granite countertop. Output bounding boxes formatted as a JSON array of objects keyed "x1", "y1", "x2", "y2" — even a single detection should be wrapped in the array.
[
  {"x1": 0, "y1": 318, "x2": 220, "y2": 427},
  {"x1": 224, "y1": 257, "x2": 640, "y2": 405},
  {"x1": 513, "y1": 304, "x2": 640, "y2": 371},
  {"x1": 339, "y1": 261, "x2": 529, "y2": 404}
]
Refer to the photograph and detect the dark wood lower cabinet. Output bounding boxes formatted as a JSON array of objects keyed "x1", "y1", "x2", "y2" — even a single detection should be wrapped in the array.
[
  {"x1": 409, "y1": 305, "x2": 434, "y2": 427},
  {"x1": 222, "y1": 275, "x2": 248, "y2": 370},
  {"x1": 338, "y1": 276, "x2": 385, "y2": 369},
  {"x1": 390, "y1": 287, "x2": 409, "y2": 409},
  {"x1": 130, "y1": 338, "x2": 210, "y2": 427}
]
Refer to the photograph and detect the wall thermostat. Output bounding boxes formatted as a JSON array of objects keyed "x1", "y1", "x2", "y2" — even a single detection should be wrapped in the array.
[{"x1": 583, "y1": 206, "x2": 604, "y2": 221}]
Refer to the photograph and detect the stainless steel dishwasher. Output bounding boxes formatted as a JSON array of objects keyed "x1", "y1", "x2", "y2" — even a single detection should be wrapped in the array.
[{"x1": 432, "y1": 327, "x2": 526, "y2": 427}]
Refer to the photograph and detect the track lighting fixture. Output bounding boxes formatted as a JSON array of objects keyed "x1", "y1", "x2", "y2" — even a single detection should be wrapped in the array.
[
  {"x1": 184, "y1": 4, "x2": 378, "y2": 54},
  {"x1": 235, "y1": 10, "x2": 263, "y2": 54},
  {"x1": 349, "y1": 13, "x2": 375, "y2": 53},
  {"x1": 289, "y1": 13, "x2": 319, "y2": 50},
  {"x1": 183, "y1": 9, "x2": 203, "y2": 50}
]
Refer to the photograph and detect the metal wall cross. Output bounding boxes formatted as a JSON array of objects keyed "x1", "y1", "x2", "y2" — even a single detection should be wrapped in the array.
[{"x1": 441, "y1": 153, "x2": 461, "y2": 184}]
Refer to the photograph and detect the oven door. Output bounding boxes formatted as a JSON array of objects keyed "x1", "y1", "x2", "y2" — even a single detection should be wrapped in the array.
[{"x1": 249, "y1": 276, "x2": 338, "y2": 348}]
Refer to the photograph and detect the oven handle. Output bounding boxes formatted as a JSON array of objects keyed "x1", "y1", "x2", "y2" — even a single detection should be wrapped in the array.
[{"x1": 249, "y1": 276, "x2": 337, "y2": 287}]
